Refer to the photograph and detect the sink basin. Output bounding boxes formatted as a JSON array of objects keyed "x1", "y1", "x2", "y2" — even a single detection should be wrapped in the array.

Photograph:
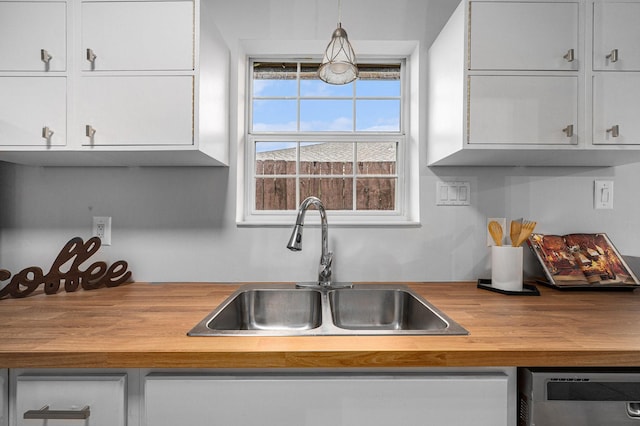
[
  {"x1": 188, "y1": 284, "x2": 468, "y2": 336},
  {"x1": 329, "y1": 288, "x2": 448, "y2": 331},
  {"x1": 204, "y1": 288, "x2": 322, "y2": 332}
]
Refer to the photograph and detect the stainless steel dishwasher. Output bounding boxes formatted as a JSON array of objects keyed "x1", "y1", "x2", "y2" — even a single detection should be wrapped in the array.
[{"x1": 519, "y1": 368, "x2": 640, "y2": 425}]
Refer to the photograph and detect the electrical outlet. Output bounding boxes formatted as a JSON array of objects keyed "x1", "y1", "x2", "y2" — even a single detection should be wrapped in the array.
[
  {"x1": 93, "y1": 216, "x2": 112, "y2": 246},
  {"x1": 487, "y1": 217, "x2": 506, "y2": 246}
]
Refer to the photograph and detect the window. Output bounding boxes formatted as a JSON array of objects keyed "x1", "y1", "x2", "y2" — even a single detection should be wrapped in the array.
[{"x1": 242, "y1": 57, "x2": 414, "y2": 225}]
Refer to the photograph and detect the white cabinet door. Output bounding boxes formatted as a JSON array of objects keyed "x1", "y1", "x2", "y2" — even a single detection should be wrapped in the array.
[
  {"x1": 13, "y1": 374, "x2": 126, "y2": 426},
  {"x1": 468, "y1": 75, "x2": 578, "y2": 145},
  {"x1": 0, "y1": 77, "x2": 66, "y2": 146},
  {"x1": 144, "y1": 374, "x2": 509, "y2": 426},
  {"x1": 0, "y1": 2, "x2": 66, "y2": 72},
  {"x1": 81, "y1": 1, "x2": 193, "y2": 71},
  {"x1": 593, "y1": 73, "x2": 640, "y2": 145},
  {"x1": 78, "y1": 76, "x2": 193, "y2": 146},
  {"x1": 593, "y1": 2, "x2": 640, "y2": 71},
  {"x1": 469, "y1": 1, "x2": 579, "y2": 71}
]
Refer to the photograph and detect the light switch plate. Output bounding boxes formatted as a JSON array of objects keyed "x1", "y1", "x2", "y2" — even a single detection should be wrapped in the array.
[
  {"x1": 594, "y1": 180, "x2": 614, "y2": 209},
  {"x1": 436, "y1": 181, "x2": 471, "y2": 206}
]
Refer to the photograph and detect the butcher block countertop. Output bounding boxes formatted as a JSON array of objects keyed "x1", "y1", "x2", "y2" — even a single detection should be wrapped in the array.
[{"x1": 2, "y1": 281, "x2": 640, "y2": 369}]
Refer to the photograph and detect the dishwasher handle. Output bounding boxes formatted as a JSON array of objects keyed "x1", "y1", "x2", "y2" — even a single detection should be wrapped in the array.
[{"x1": 627, "y1": 403, "x2": 640, "y2": 418}]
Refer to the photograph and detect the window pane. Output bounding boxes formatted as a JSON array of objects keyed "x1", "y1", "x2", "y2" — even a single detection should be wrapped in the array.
[
  {"x1": 356, "y1": 178, "x2": 396, "y2": 210},
  {"x1": 300, "y1": 178, "x2": 354, "y2": 210},
  {"x1": 255, "y1": 142, "x2": 297, "y2": 175},
  {"x1": 357, "y1": 80, "x2": 401, "y2": 97},
  {"x1": 253, "y1": 62, "x2": 297, "y2": 97},
  {"x1": 300, "y1": 100, "x2": 353, "y2": 131},
  {"x1": 299, "y1": 142, "x2": 354, "y2": 175},
  {"x1": 255, "y1": 177, "x2": 297, "y2": 210},
  {"x1": 357, "y1": 142, "x2": 397, "y2": 175},
  {"x1": 301, "y1": 79, "x2": 353, "y2": 97},
  {"x1": 356, "y1": 99, "x2": 400, "y2": 132},
  {"x1": 248, "y1": 60, "x2": 404, "y2": 217},
  {"x1": 253, "y1": 79, "x2": 297, "y2": 98},
  {"x1": 253, "y1": 100, "x2": 297, "y2": 131}
]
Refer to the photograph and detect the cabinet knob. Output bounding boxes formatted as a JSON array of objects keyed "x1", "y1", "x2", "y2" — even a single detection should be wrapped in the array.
[
  {"x1": 40, "y1": 49, "x2": 52, "y2": 71},
  {"x1": 563, "y1": 49, "x2": 575, "y2": 63},
  {"x1": 562, "y1": 124, "x2": 574, "y2": 137},
  {"x1": 86, "y1": 48, "x2": 97, "y2": 69},
  {"x1": 606, "y1": 125, "x2": 620, "y2": 138},
  {"x1": 42, "y1": 126, "x2": 54, "y2": 142},
  {"x1": 24, "y1": 405, "x2": 91, "y2": 420},
  {"x1": 606, "y1": 49, "x2": 619, "y2": 63}
]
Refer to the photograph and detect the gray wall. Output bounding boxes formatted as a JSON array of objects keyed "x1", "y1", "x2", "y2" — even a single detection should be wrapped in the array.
[{"x1": 1, "y1": 0, "x2": 638, "y2": 283}]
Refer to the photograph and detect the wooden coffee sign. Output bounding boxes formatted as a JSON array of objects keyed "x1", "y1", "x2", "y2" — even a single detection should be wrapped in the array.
[{"x1": 0, "y1": 236, "x2": 131, "y2": 299}]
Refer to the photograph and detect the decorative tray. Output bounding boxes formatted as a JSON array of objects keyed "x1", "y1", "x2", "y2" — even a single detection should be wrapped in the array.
[{"x1": 477, "y1": 279, "x2": 540, "y2": 296}]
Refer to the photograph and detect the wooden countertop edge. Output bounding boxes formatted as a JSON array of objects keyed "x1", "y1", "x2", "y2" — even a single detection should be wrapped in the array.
[{"x1": 3, "y1": 350, "x2": 640, "y2": 369}]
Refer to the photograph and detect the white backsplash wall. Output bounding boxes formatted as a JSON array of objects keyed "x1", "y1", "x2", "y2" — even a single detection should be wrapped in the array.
[
  {"x1": 1, "y1": 161, "x2": 636, "y2": 283},
  {"x1": 1, "y1": 0, "x2": 639, "y2": 283}
]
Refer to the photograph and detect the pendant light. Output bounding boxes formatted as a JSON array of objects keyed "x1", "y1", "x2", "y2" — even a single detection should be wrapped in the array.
[{"x1": 318, "y1": 0, "x2": 358, "y2": 85}]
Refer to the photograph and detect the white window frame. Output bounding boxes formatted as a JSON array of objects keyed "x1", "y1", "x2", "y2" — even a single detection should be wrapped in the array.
[{"x1": 236, "y1": 40, "x2": 420, "y2": 227}]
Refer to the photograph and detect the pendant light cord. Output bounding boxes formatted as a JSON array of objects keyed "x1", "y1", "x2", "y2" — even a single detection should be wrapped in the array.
[{"x1": 338, "y1": 0, "x2": 342, "y2": 24}]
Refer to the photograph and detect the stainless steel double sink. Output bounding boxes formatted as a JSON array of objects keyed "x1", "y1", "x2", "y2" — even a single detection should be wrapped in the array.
[{"x1": 188, "y1": 284, "x2": 468, "y2": 336}]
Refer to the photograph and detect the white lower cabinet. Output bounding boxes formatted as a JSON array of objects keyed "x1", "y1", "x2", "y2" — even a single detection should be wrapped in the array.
[
  {"x1": 10, "y1": 373, "x2": 126, "y2": 426},
  {"x1": 143, "y1": 373, "x2": 510, "y2": 426},
  {"x1": 1, "y1": 370, "x2": 7, "y2": 426},
  {"x1": 4, "y1": 369, "x2": 514, "y2": 425}
]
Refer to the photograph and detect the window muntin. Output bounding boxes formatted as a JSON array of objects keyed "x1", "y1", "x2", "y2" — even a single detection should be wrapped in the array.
[{"x1": 249, "y1": 60, "x2": 403, "y2": 214}]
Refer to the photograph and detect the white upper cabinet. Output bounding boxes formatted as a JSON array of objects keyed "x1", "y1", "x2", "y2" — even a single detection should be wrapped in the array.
[
  {"x1": 81, "y1": 1, "x2": 194, "y2": 71},
  {"x1": 470, "y1": 2, "x2": 579, "y2": 71},
  {"x1": 78, "y1": 76, "x2": 193, "y2": 146},
  {"x1": 593, "y1": 2, "x2": 640, "y2": 70},
  {"x1": 592, "y1": 73, "x2": 640, "y2": 144},
  {"x1": 428, "y1": 0, "x2": 640, "y2": 166},
  {"x1": 469, "y1": 75, "x2": 578, "y2": 145},
  {"x1": 0, "y1": 2, "x2": 66, "y2": 72},
  {"x1": 0, "y1": 0, "x2": 229, "y2": 166},
  {"x1": 592, "y1": 1, "x2": 640, "y2": 145},
  {"x1": 0, "y1": 77, "x2": 66, "y2": 146}
]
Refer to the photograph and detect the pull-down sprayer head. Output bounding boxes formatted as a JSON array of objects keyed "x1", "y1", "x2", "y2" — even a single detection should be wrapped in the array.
[{"x1": 286, "y1": 224, "x2": 304, "y2": 251}]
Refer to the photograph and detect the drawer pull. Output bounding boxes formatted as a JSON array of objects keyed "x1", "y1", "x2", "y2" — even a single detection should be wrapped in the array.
[
  {"x1": 562, "y1": 124, "x2": 574, "y2": 137},
  {"x1": 42, "y1": 126, "x2": 54, "y2": 142},
  {"x1": 563, "y1": 48, "x2": 575, "y2": 62},
  {"x1": 606, "y1": 48, "x2": 619, "y2": 63},
  {"x1": 40, "y1": 49, "x2": 52, "y2": 71},
  {"x1": 86, "y1": 48, "x2": 97, "y2": 70},
  {"x1": 607, "y1": 124, "x2": 620, "y2": 138},
  {"x1": 24, "y1": 405, "x2": 90, "y2": 420},
  {"x1": 86, "y1": 124, "x2": 97, "y2": 141}
]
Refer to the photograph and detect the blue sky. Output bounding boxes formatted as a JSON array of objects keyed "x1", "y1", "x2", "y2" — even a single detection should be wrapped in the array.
[{"x1": 252, "y1": 78, "x2": 401, "y2": 137}]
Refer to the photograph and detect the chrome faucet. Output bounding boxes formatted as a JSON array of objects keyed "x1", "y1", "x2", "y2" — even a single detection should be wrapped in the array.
[{"x1": 287, "y1": 196, "x2": 351, "y2": 289}]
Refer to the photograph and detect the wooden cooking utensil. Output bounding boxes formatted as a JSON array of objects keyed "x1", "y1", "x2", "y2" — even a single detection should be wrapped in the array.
[
  {"x1": 488, "y1": 220, "x2": 503, "y2": 246},
  {"x1": 514, "y1": 220, "x2": 537, "y2": 247},
  {"x1": 510, "y1": 220, "x2": 522, "y2": 247}
]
